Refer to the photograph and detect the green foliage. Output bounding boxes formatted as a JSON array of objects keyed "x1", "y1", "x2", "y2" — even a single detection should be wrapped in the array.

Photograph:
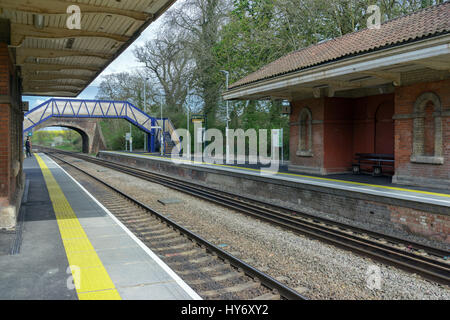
[
  {"x1": 215, "y1": 0, "x2": 283, "y2": 83},
  {"x1": 33, "y1": 130, "x2": 82, "y2": 152},
  {"x1": 99, "y1": 119, "x2": 146, "y2": 151}
]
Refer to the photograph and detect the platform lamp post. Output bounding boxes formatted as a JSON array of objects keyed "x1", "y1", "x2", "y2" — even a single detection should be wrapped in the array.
[
  {"x1": 129, "y1": 123, "x2": 132, "y2": 152},
  {"x1": 160, "y1": 90, "x2": 164, "y2": 156},
  {"x1": 186, "y1": 97, "x2": 190, "y2": 160},
  {"x1": 220, "y1": 70, "x2": 230, "y2": 163},
  {"x1": 143, "y1": 77, "x2": 149, "y2": 152}
]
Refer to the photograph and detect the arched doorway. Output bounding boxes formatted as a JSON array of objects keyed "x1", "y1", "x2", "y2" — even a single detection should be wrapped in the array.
[{"x1": 374, "y1": 102, "x2": 394, "y2": 155}]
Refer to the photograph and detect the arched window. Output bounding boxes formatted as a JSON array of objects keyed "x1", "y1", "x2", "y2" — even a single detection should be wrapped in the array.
[
  {"x1": 297, "y1": 107, "x2": 313, "y2": 157},
  {"x1": 411, "y1": 92, "x2": 443, "y2": 164}
]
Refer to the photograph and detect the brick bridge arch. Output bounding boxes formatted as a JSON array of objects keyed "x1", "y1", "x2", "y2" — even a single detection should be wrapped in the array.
[{"x1": 32, "y1": 118, "x2": 106, "y2": 154}]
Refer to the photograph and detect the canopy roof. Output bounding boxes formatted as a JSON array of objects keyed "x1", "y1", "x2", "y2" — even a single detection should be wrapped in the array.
[
  {"x1": 225, "y1": 2, "x2": 450, "y2": 101},
  {"x1": 0, "y1": 0, "x2": 176, "y2": 97}
]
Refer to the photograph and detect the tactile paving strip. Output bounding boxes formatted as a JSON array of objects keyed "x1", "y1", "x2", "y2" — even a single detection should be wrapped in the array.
[{"x1": 35, "y1": 154, "x2": 121, "y2": 300}]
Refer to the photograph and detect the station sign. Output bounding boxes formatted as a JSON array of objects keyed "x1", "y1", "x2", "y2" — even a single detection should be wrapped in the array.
[{"x1": 191, "y1": 114, "x2": 206, "y2": 123}]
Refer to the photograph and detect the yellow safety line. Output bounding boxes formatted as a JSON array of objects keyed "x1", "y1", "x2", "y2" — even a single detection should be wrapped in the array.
[
  {"x1": 35, "y1": 154, "x2": 121, "y2": 300},
  {"x1": 115, "y1": 151, "x2": 450, "y2": 198}
]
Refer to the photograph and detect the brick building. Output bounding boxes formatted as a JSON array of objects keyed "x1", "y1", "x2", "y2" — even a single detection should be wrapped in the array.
[{"x1": 224, "y1": 3, "x2": 450, "y2": 190}]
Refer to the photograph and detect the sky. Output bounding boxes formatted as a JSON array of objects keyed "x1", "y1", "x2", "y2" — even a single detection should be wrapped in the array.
[{"x1": 22, "y1": 2, "x2": 177, "y2": 112}]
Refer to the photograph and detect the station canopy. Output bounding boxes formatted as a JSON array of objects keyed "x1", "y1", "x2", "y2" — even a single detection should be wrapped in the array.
[{"x1": 0, "y1": 0, "x2": 176, "y2": 97}]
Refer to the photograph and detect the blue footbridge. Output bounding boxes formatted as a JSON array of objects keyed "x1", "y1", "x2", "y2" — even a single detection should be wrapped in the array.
[{"x1": 23, "y1": 98, "x2": 180, "y2": 153}]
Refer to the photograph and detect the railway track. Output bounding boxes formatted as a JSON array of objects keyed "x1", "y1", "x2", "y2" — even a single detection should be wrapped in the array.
[
  {"x1": 42, "y1": 148, "x2": 450, "y2": 286},
  {"x1": 49, "y1": 152, "x2": 308, "y2": 300}
]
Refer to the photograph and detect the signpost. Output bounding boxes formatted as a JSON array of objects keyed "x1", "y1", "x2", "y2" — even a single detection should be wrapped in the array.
[
  {"x1": 125, "y1": 132, "x2": 132, "y2": 152},
  {"x1": 191, "y1": 114, "x2": 207, "y2": 155},
  {"x1": 280, "y1": 128, "x2": 284, "y2": 165}
]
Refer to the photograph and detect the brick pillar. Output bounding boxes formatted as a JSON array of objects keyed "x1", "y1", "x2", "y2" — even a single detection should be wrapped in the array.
[{"x1": 0, "y1": 36, "x2": 24, "y2": 229}]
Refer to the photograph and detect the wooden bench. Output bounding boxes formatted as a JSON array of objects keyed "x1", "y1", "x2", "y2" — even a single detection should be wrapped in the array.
[{"x1": 352, "y1": 153, "x2": 394, "y2": 176}]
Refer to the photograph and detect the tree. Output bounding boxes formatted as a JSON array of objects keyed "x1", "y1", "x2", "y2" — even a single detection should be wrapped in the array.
[
  {"x1": 96, "y1": 72, "x2": 151, "y2": 150},
  {"x1": 275, "y1": 0, "x2": 443, "y2": 46},
  {"x1": 133, "y1": 25, "x2": 193, "y2": 126},
  {"x1": 168, "y1": 0, "x2": 232, "y2": 127},
  {"x1": 215, "y1": 0, "x2": 284, "y2": 83}
]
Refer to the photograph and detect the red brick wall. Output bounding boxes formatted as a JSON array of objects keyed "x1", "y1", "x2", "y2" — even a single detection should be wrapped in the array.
[
  {"x1": 393, "y1": 79, "x2": 450, "y2": 188},
  {"x1": 423, "y1": 103, "x2": 435, "y2": 155},
  {"x1": 353, "y1": 94, "x2": 395, "y2": 156},
  {"x1": 390, "y1": 206, "x2": 450, "y2": 243},
  {"x1": 0, "y1": 43, "x2": 10, "y2": 95},
  {"x1": 323, "y1": 97, "x2": 354, "y2": 172},
  {"x1": 0, "y1": 105, "x2": 10, "y2": 202},
  {"x1": 0, "y1": 43, "x2": 11, "y2": 204},
  {"x1": 0, "y1": 42, "x2": 21, "y2": 208},
  {"x1": 289, "y1": 93, "x2": 394, "y2": 174},
  {"x1": 289, "y1": 98, "x2": 324, "y2": 171},
  {"x1": 375, "y1": 101, "x2": 395, "y2": 155}
]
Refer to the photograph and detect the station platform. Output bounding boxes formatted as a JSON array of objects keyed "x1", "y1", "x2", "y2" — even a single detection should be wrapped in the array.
[
  {"x1": 0, "y1": 153, "x2": 201, "y2": 300},
  {"x1": 101, "y1": 151, "x2": 450, "y2": 208}
]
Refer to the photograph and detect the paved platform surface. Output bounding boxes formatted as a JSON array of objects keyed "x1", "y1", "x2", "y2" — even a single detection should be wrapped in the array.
[
  {"x1": 103, "y1": 151, "x2": 450, "y2": 208},
  {"x1": 0, "y1": 154, "x2": 201, "y2": 300}
]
